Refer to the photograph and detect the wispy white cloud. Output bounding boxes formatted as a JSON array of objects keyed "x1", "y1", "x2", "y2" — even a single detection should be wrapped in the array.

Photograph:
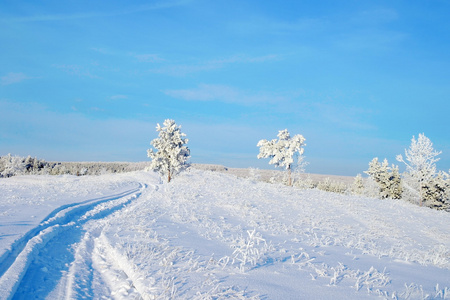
[
  {"x1": 334, "y1": 29, "x2": 407, "y2": 52},
  {"x1": 90, "y1": 107, "x2": 104, "y2": 112},
  {"x1": 132, "y1": 53, "x2": 165, "y2": 63},
  {"x1": 228, "y1": 16, "x2": 327, "y2": 36},
  {"x1": 151, "y1": 54, "x2": 280, "y2": 76},
  {"x1": 209, "y1": 54, "x2": 280, "y2": 64},
  {"x1": 91, "y1": 47, "x2": 115, "y2": 55},
  {"x1": 91, "y1": 48, "x2": 165, "y2": 65},
  {"x1": 168, "y1": 85, "x2": 377, "y2": 132},
  {"x1": 228, "y1": 8, "x2": 405, "y2": 53},
  {"x1": 230, "y1": 7, "x2": 397, "y2": 36},
  {"x1": 151, "y1": 64, "x2": 216, "y2": 76},
  {"x1": 333, "y1": 8, "x2": 404, "y2": 52},
  {"x1": 89, "y1": 48, "x2": 278, "y2": 75},
  {"x1": 3, "y1": 1, "x2": 191, "y2": 23},
  {"x1": 308, "y1": 101, "x2": 377, "y2": 131},
  {"x1": 110, "y1": 95, "x2": 128, "y2": 100},
  {"x1": 1, "y1": 72, "x2": 30, "y2": 86},
  {"x1": 165, "y1": 84, "x2": 239, "y2": 102},
  {"x1": 164, "y1": 84, "x2": 286, "y2": 106},
  {"x1": 270, "y1": 18, "x2": 326, "y2": 34},
  {"x1": 54, "y1": 64, "x2": 99, "y2": 78},
  {"x1": 351, "y1": 8, "x2": 399, "y2": 25}
]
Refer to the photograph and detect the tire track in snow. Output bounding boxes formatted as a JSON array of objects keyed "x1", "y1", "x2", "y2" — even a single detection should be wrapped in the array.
[
  {"x1": 0, "y1": 183, "x2": 146, "y2": 300},
  {"x1": 62, "y1": 216, "x2": 148, "y2": 299},
  {"x1": 61, "y1": 224, "x2": 144, "y2": 299},
  {"x1": 0, "y1": 185, "x2": 142, "y2": 277}
]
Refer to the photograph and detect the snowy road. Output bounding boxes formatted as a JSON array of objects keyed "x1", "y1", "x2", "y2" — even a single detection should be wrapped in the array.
[
  {"x1": 1, "y1": 170, "x2": 450, "y2": 299},
  {"x1": 0, "y1": 174, "x2": 151, "y2": 300}
]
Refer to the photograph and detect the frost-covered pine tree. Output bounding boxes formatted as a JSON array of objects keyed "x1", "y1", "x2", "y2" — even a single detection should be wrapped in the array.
[
  {"x1": 388, "y1": 165, "x2": 403, "y2": 200},
  {"x1": 351, "y1": 174, "x2": 365, "y2": 195},
  {"x1": 421, "y1": 171, "x2": 450, "y2": 209},
  {"x1": 364, "y1": 158, "x2": 402, "y2": 199},
  {"x1": 396, "y1": 133, "x2": 447, "y2": 207},
  {"x1": 257, "y1": 129, "x2": 306, "y2": 186},
  {"x1": 147, "y1": 119, "x2": 190, "y2": 183}
]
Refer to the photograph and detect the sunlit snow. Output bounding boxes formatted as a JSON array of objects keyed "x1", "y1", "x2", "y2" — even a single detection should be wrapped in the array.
[{"x1": 1, "y1": 169, "x2": 449, "y2": 299}]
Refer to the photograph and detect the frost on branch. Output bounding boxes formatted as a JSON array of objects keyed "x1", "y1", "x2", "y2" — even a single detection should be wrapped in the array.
[
  {"x1": 147, "y1": 119, "x2": 190, "y2": 183},
  {"x1": 257, "y1": 129, "x2": 306, "y2": 186},
  {"x1": 396, "y1": 133, "x2": 449, "y2": 209}
]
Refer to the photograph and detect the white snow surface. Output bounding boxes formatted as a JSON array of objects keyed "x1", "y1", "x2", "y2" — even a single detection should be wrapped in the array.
[{"x1": 0, "y1": 169, "x2": 449, "y2": 299}]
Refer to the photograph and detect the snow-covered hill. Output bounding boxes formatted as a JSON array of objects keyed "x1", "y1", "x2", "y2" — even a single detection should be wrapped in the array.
[{"x1": 0, "y1": 169, "x2": 449, "y2": 299}]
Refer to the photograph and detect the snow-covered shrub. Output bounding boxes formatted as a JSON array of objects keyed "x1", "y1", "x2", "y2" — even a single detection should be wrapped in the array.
[
  {"x1": 364, "y1": 158, "x2": 402, "y2": 199},
  {"x1": 247, "y1": 167, "x2": 261, "y2": 182},
  {"x1": 268, "y1": 170, "x2": 290, "y2": 185},
  {"x1": 229, "y1": 229, "x2": 273, "y2": 272},
  {"x1": 147, "y1": 119, "x2": 190, "y2": 183},
  {"x1": 0, "y1": 154, "x2": 25, "y2": 177},
  {"x1": 0, "y1": 154, "x2": 49, "y2": 178},
  {"x1": 257, "y1": 129, "x2": 306, "y2": 186},
  {"x1": 362, "y1": 177, "x2": 383, "y2": 198},
  {"x1": 316, "y1": 177, "x2": 348, "y2": 194},
  {"x1": 396, "y1": 133, "x2": 449, "y2": 209},
  {"x1": 293, "y1": 175, "x2": 316, "y2": 190},
  {"x1": 351, "y1": 174, "x2": 365, "y2": 195}
]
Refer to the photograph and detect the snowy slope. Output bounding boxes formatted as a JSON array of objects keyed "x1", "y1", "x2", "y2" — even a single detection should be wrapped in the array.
[{"x1": 0, "y1": 169, "x2": 449, "y2": 299}]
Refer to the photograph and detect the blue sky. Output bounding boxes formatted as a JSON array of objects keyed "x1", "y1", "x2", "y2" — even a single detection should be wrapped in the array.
[{"x1": 1, "y1": 0, "x2": 449, "y2": 176}]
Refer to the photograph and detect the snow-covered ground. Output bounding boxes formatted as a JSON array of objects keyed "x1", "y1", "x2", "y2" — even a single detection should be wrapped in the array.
[{"x1": 0, "y1": 169, "x2": 449, "y2": 299}]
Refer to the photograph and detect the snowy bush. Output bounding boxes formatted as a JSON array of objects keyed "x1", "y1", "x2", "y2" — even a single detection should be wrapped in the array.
[
  {"x1": 268, "y1": 170, "x2": 290, "y2": 185},
  {"x1": 247, "y1": 167, "x2": 261, "y2": 182},
  {"x1": 316, "y1": 177, "x2": 348, "y2": 194},
  {"x1": 351, "y1": 174, "x2": 365, "y2": 195},
  {"x1": 257, "y1": 129, "x2": 306, "y2": 186},
  {"x1": 0, "y1": 154, "x2": 50, "y2": 178},
  {"x1": 364, "y1": 158, "x2": 402, "y2": 199},
  {"x1": 293, "y1": 175, "x2": 316, "y2": 190},
  {"x1": 147, "y1": 119, "x2": 190, "y2": 183},
  {"x1": 397, "y1": 133, "x2": 449, "y2": 209},
  {"x1": 229, "y1": 229, "x2": 273, "y2": 272}
]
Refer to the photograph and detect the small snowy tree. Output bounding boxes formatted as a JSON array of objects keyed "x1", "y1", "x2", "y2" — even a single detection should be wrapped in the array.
[
  {"x1": 421, "y1": 171, "x2": 450, "y2": 209},
  {"x1": 364, "y1": 158, "x2": 402, "y2": 199},
  {"x1": 147, "y1": 119, "x2": 190, "y2": 183},
  {"x1": 351, "y1": 174, "x2": 365, "y2": 195},
  {"x1": 396, "y1": 133, "x2": 447, "y2": 207},
  {"x1": 257, "y1": 129, "x2": 306, "y2": 186}
]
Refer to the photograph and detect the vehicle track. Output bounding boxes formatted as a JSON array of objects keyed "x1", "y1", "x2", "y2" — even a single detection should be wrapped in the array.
[{"x1": 0, "y1": 183, "x2": 146, "y2": 300}]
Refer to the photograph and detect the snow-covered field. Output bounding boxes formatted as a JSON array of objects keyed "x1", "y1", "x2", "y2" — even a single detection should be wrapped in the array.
[{"x1": 1, "y1": 169, "x2": 449, "y2": 299}]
